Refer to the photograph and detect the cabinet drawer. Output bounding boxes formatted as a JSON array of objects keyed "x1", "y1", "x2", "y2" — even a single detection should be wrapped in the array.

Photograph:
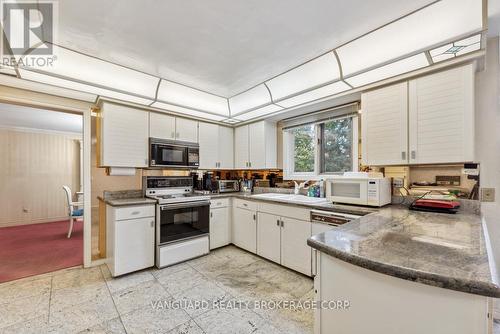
[
  {"x1": 258, "y1": 202, "x2": 310, "y2": 221},
  {"x1": 234, "y1": 198, "x2": 258, "y2": 211},
  {"x1": 114, "y1": 205, "x2": 155, "y2": 221},
  {"x1": 210, "y1": 198, "x2": 230, "y2": 208}
]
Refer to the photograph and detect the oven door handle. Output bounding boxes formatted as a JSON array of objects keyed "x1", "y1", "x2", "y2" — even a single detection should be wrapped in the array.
[{"x1": 160, "y1": 201, "x2": 210, "y2": 210}]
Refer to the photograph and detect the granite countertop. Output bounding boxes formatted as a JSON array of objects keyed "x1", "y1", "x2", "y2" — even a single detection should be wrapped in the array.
[
  {"x1": 99, "y1": 197, "x2": 157, "y2": 207},
  {"x1": 308, "y1": 205, "x2": 500, "y2": 298},
  {"x1": 209, "y1": 192, "x2": 377, "y2": 216},
  {"x1": 98, "y1": 190, "x2": 156, "y2": 207}
]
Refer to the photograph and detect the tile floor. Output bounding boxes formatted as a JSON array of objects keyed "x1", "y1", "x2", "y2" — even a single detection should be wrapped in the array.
[{"x1": 0, "y1": 245, "x2": 313, "y2": 334}]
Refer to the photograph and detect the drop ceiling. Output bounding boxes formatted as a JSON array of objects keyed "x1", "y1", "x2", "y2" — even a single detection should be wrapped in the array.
[{"x1": 0, "y1": 0, "x2": 491, "y2": 124}]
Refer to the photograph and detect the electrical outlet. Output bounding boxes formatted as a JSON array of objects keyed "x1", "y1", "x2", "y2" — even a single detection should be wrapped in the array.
[
  {"x1": 392, "y1": 178, "x2": 404, "y2": 188},
  {"x1": 481, "y1": 188, "x2": 495, "y2": 202}
]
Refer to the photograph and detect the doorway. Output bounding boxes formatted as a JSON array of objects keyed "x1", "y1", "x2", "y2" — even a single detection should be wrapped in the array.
[{"x1": 0, "y1": 102, "x2": 84, "y2": 283}]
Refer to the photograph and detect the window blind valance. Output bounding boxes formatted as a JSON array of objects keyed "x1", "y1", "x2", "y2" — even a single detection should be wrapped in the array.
[{"x1": 281, "y1": 102, "x2": 359, "y2": 130}]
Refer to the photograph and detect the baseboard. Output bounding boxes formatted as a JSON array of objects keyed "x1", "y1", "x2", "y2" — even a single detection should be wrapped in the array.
[{"x1": 0, "y1": 217, "x2": 70, "y2": 228}]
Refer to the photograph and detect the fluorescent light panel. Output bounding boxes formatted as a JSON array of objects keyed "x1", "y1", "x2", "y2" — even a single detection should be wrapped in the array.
[
  {"x1": 337, "y1": 0, "x2": 483, "y2": 76},
  {"x1": 234, "y1": 104, "x2": 283, "y2": 121},
  {"x1": 23, "y1": 45, "x2": 158, "y2": 99},
  {"x1": 345, "y1": 53, "x2": 429, "y2": 87},
  {"x1": 266, "y1": 52, "x2": 341, "y2": 100},
  {"x1": 277, "y1": 81, "x2": 351, "y2": 108},
  {"x1": 430, "y1": 34, "x2": 482, "y2": 63},
  {"x1": 151, "y1": 101, "x2": 227, "y2": 121},
  {"x1": 19, "y1": 69, "x2": 153, "y2": 105},
  {"x1": 229, "y1": 84, "x2": 271, "y2": 114},
  {"x1": 157, "y1": 80, "x2": 229, "y2": 116}
]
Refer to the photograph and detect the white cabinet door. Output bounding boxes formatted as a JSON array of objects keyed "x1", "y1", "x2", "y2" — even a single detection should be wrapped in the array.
[
  {"x1": 175, "y1": 118, "x2": 198, "y2": 142},
  {"x1": 232, "y1": 207, "x2": 256, "y2": 253},
  {"x1": 257, "y1": 212, "x2": 281, "y2": 263},
  {"x1": 281, "y1": 217, "x2": 311, "y2": 276},
  {"x1": 101, "y1": 102, "x2": 148, "y2": 167},
  {"x1": 149, "y1": 112, "x2": 176, "y2": 140},
  {"x1": 361, "y1": 82, "x2": 408, "y2": 166},
  {"x1": 114, "y1": 217, "x2": 155, "y2": 276},
  {"x1": 249, "y1": 122, "x2": 266, "y2": 169},
  {"x1": 210, "y1": 207, "x2": 230, "y2": 249},
  {"x1": 234, "y1": 125, "x2": 249, "y2": 169},
  {"x1": 218, "y1": 126, "x2": 234, "y2": 169},
  {"x1": 198, "y1": 122, "x2": 219, "y2": 169},
  {"x1": 408, "y1": 65, "x2": 474, "y2": 164}
]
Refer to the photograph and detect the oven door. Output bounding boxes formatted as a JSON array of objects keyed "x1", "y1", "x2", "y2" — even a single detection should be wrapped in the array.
[
  {"x1": 158, "y1": 201, "x2": 209, "y2": 244},
  {"x1": 326, "y1": 179, "x2": 368, "y2": 205},
  {"x1": 150, "y1": 143, "x2": 188, "y2": 167}
]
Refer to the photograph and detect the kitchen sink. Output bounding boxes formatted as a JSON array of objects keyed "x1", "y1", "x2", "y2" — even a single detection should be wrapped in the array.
[{"x1": 252, "y1": 193, "x2": 328, "y2": 204}]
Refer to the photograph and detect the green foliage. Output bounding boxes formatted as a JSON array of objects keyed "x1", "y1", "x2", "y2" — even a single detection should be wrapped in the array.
[
  {"x1": 322, "y1": 118, "x2": 353, "y2": 173},
  {"x1": 292, "y1": 125, "x2": 315, "y2": 173},
  {"x1": 291, "y1": 118, "x2": 353, "y2": 174}
]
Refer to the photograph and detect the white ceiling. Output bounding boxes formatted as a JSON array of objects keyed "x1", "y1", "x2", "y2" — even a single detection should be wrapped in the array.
[
  {"x1": 57, "y1": 0, "x2": 436, "y2": 97},
  {"x1": 0, "y1": 103, "x2": 82, "y2": 134}
]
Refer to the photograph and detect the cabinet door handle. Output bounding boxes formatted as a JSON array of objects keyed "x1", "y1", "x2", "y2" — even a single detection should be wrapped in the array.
[
  {"x1": 253, "y1": 214, "x2": 256, "y2": 221},
  {"x1": 276, "y1": 219, "x2": 280, "y2": 226},
  {"x1": 249, "y1": 162, "x2": 252, "y2": 167},
  {"x1": 411, "y1": 150, "x2": 416, "y2": 160},
  {"x1": 210, "y1": 212, "x2": 213, "y2": 218},
  {"x1": 281, "y1": 220, "x2": 284, "y2": 227},
  {"x1": 150, "y1": 220, "x2": 154, "y2": 227},
  {"x1": 401, "y1": 151, "x2": 406, "y2": 160}
]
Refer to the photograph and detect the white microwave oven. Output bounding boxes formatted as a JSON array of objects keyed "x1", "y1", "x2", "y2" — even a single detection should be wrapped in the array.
[{"x1": 325, "y1": 175, "x2": 392, "y2": 207}]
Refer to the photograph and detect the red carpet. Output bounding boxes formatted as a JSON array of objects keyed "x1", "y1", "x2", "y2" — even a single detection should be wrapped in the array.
[{"x1": 0, "y1": 220, "x2": 83, "y2": 283}]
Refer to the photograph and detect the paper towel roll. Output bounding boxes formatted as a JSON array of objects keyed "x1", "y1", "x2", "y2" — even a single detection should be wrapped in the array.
[{"x1": 107, "y1": 167, "x2": 136, "y2": 176}]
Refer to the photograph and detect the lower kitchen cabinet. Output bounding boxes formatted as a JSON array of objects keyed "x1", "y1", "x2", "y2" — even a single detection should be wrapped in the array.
[
  {"x1": 210, "y1": 201, "x2": 231, "y2": 250},
  {"x1": 257, "y1": 212, "x2": 281, "y2": 263},
  {"x1": 106, "y1": 204, "x2": 155, "y2": 277},
  {"x1": 281, "y1": 217, "x2": 312, "y2": 276},
  {"x1": 232, "y1": 206, "x2": 257, "y2": 253},
  {"x1": 256, "y1": 211, "x2": 312, "y2": 276}
]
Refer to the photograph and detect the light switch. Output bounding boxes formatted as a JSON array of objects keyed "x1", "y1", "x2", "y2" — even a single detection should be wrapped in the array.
[{"x1": 481, "y1": 188, "x2": 495, "y2": 202}]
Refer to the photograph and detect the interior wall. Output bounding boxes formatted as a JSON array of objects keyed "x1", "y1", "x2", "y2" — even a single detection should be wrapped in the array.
[
  {"x1": 0, "y1": 128, "x2": 81, "y2": 227},
  {"x1": 475, "y1": 37, "x2": 500, "y2": 280}
]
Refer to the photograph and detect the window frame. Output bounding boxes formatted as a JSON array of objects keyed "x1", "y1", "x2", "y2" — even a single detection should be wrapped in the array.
[{"x1": 283, "y1": 115, "x2": 358, "y2": 180}]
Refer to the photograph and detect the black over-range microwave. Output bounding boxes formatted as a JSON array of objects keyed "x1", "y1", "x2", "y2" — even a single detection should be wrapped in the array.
[{"x1": 150, "y1": 138, "x2": 199, "y2": 168}]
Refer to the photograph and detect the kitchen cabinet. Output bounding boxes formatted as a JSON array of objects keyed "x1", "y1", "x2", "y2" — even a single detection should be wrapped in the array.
[
  {"x1": 232, "y1": 200, "x2": 257, "y2": 253},
  {"x1": 149, "y1": 112, "x2": 176, "y2": 140},
  {"x1": 234, "y1": 121, "x2": 277, "y2": 169},
  {"x1": 175, "y1": 117, "x2": 198, "y2": 142},
  {"x1": 210, "y1": 198, "x2": 231, "y2": 249},
  {"x1": 106, "y1": 204, "x2": 155, "y2": 277},
  {"x1": 281, "y1": 217, "x2": 312, "y2": 276},
  {"x1": 257, "y1": 212, "x2": 281, "y2": 263},
  {"x1": 234, "y1": 124, "x2": 249, "y2": 169},
  {"x1": 99, "y1": 102, "x2": 149, "y2": 167},
  {"x1": 218, "y1": 126, "x2": 234, "y2": 169},
  {"x1": 256, "y1": 205, "x2": 312, "y2": 276},
  {"x1": 199, "y1": 123, "x2": 234, "y2": 169},
  {"x1": 408, "y1": 65, "x2": 474, "y2": 164},
  {"x1": 199, "y1": 122, "x2": 219, "y2": 169},
  {"x1": 361, "y1": 82, "x2": 408, "y2": 166},
  {"x1": 361, "y1": 64, "x2": 474, "y2": 166},
  {"x1": 149, "y1": 112, "x2": 198, "y2": 143}
]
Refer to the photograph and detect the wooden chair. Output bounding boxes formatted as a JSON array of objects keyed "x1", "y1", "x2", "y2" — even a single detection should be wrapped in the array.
[{"x1": 62, "y1": 186, "x2": 83, "y2": 238}]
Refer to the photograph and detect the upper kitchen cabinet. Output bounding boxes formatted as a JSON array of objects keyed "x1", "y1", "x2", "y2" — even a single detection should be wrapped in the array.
[
  {"x1": 99, "y1": 102, "x2": 149, "y2": 167},
  {"x1": 408, "y1": 65, "x2": 474, "y2": 164},
  {"x1": 149, "y1": 112, "x2": 198, "y2": 143},
  {"x1": 361, "y1": 82, "x2": 408, "y2": 166},
  {"x1": 234, "y1": 121, "x2": 277, "y2": 169},
  {"x1": 175, "y1": 117, "x2": 198, "y2": 142},
  {"x1": 149, "y1": 112, "x2": 176, "y2": 140},
  {"x1": 362, "y1": 64, "x2": 474, "y2": 166},
  {"x1": 199, "y1": 123, "x2": 234, "y2": 169}
]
